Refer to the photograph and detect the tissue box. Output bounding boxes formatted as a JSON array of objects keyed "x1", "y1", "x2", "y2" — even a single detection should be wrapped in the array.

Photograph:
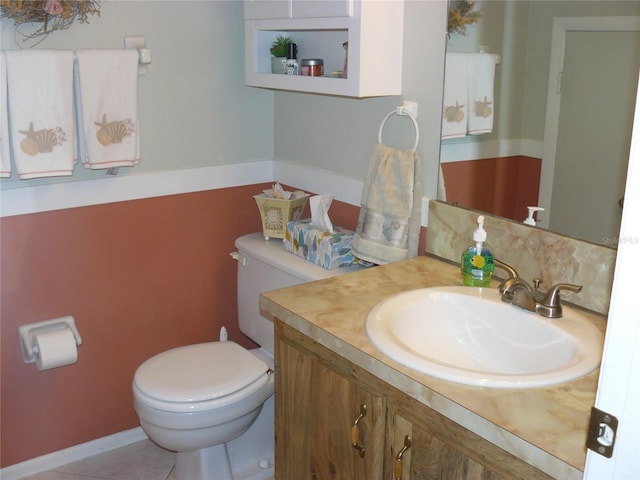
[
  {"x1": 254, "y1": 194, "x2": 309, "y2": 239},
  {"x1": 285, "y1": 219, "x2": 356, "y2": 269}
]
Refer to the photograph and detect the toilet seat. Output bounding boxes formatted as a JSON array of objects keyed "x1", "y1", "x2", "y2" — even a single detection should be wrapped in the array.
[{"x1": 133, "y1": 341, "x2": 270, "y2": 413}]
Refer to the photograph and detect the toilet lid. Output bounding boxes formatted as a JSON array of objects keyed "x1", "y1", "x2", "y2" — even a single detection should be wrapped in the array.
[{"x1": 134, "y1": 341, "x2": 269, "y2": 404}]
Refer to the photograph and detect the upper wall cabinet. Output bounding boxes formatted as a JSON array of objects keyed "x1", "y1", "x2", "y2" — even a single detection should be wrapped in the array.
[
  {"x1": 244, "y1": 0, "x2": 404, "y2": 97},
  {"x1": 244, "y1": 0, "x2": 289, "y2": 19},
  {"x1": 245, "y1": 0, "x2": 352, "y2": 19}
]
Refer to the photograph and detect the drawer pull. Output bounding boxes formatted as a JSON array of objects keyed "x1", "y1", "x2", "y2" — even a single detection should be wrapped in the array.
[
  {"x1": 394, "y1": 435, "x2": 412, "y2": 480},
  {"x1": 351, "y1": 404, "x2": 367, "y2": 458}
]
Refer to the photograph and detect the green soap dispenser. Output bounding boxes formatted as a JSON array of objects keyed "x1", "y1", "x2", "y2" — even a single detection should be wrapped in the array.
[{"x1": 461, "y1": 215, "x2": 495, "y2": 287}]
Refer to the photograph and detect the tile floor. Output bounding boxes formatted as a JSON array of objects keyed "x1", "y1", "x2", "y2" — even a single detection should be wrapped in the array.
[
  {"x1": 19, "y1": 440, "x2": 177, "y2": 480},
  {"x1": 18, "y1": 440, "x2": 276, "y2": 480}
]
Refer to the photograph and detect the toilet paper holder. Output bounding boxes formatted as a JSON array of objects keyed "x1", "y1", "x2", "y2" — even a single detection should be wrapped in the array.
[{"x1": 18, "y1": 315, "x2": 82, "y2": 364}]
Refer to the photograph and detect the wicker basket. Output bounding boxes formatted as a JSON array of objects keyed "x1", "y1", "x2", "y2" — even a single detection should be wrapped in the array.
[{"x1": 254, "y1": 194, "x2": 309, "y2": 240}]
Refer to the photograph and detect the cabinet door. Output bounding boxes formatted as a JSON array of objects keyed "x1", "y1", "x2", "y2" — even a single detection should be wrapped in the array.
[
  {"x1": 276, "y1": 338, "x2": 385, "y2": 480},
  {"x1": 390, "y1": 414, "x2": 507, "y2": 480},
  {"x1": 245, "y1": 0, "x2": 351, "y2": 19},
  {"x1": 244, "y1": 0, "x2": 289, "y2": 19},
  {"x1": 292, "y1": 0, "x2": 352, "y2": 18}
]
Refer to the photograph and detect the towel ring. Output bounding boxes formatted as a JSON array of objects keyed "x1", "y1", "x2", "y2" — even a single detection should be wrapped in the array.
[{"x1": 378, "y1": 108, "x2": 420, "y2": 153}]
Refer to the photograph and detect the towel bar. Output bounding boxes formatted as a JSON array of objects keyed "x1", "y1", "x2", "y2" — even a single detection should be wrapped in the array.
[
  {"x1": 378, "y1": 107, "x2": 420, "y2": 153},
  {"x1": 124, "y1": 35, "x2": 152, "y2": 75}
]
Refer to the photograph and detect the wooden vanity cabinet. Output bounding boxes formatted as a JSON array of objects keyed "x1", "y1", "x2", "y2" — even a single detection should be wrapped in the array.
[{"x1": 275, "y1": 319, "x2": 555, "y2": 480}]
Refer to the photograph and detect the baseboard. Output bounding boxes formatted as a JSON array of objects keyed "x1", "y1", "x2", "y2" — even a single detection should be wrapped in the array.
[{"x1": 0, "y1": 427, "x2": 148, "y2": 480}]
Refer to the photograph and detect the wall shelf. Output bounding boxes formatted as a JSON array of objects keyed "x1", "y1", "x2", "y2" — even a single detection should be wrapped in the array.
[{"x1": 244, "y1": 0, "x2": 404, "y2": 98}]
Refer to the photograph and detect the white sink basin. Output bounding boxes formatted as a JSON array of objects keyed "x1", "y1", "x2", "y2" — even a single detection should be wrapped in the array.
[{"x1": 366, "y1": 286, "x2": 604, "y2": 388}]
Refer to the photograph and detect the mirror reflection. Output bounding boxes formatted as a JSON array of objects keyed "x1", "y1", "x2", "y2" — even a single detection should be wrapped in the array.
[{"x1": 439, "y1": 1, "x2": 640, "y2": 248}]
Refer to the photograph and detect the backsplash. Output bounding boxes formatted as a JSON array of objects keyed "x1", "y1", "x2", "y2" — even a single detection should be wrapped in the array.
[{"x1": 426, "y1": 201, "x2": 616, "y2": 315}]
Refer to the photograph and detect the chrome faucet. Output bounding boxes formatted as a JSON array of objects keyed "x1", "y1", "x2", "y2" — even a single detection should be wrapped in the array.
[{"x1": 493, "y1": 258, "x2": 582, "y2": 319}]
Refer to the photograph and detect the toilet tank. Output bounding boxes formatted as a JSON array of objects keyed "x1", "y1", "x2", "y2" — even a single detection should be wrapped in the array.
[{"x1": 234, "y1": 233, "x2": 363, "y2": 354}]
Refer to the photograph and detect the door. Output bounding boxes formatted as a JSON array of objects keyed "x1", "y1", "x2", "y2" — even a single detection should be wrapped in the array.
[
  {"x1": 549, "y1": 30, "x2": 639, "y2": 243},
  {"x1": 583, "y1": 68, "x2": 640, "y2": 479},
  {"x1": 538, "y1": 17, "x2": 640, "y2": 245}
]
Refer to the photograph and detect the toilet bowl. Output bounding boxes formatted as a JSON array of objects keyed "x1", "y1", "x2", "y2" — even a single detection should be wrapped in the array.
[
  {"x1": 133, "y1": 342, "x2": 273, "y2": 450},
  {"x1": 133, "y1": 342, "x2": 274, "y2": 479},
  {"x1": 132, "y1": 233, "x2": 363, "y2": 480}
]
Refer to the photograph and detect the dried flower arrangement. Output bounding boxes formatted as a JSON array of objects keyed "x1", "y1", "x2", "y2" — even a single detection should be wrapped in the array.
[
  {"x1": 448, "y1": 0, "x2": 481, "y2": 37},
  {"x1": 0, "y1": 0, "x2": 101, "y2": 41}
]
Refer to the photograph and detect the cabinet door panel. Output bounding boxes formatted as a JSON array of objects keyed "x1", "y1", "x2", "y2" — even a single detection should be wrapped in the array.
[
  {"x1": 275, "y1": 338, "x2": 313, "y2": 478},
  {"x1": 308, "y1": 360, "x2": 384, "y2": 479},
  {"x1": 392, "y1": 414, "x2": 505, "y2": 480},
  {"x1": 244, "y1": 0, "x2": 289, "y2": 19},
  {"x1": 409, "y1": 426, "x2": 504, "y2": 479},
  {"x1": 276, "y1": 338, "x2": 384, "y2": 480},
  {"x1": 292, "y1": 0, "x2": 352, "y2": 18}
]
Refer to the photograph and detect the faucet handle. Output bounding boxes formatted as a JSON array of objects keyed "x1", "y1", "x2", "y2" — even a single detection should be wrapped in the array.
[
  {"x1": 544, "y1": 283, "x2": 582, "y2": 306},
  {"x1": 538, "y1": 283, "x2": 583, "y2": 318}
]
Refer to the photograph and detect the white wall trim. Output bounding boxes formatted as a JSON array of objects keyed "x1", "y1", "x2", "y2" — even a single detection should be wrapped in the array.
[
  {"x1": 272, "y1": 160, "x2": 363, "y2": 207},
  {"x1": 0, "y1": 161, "x2": 445, "y2": 227},
  {"x1": 0, "y1": 161, "x2": 274, "y2": 218},
  {"x1": 440, "y1": 138, "x2": 543, "y2": 163},
  {"x1": 0, "y1": 427, "x2": 148, "y2": 480},
  {"x1": 1, "y1": 160, "x2": 369, "y2": 218}
]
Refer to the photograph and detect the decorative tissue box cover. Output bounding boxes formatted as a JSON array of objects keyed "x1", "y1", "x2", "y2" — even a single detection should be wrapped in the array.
[
  {"x1": 285, "y1": 219, "x2": 356, "y2": 270},
  {"x1": 254, "y1": 194, "x2": 309, "y2": 239}
]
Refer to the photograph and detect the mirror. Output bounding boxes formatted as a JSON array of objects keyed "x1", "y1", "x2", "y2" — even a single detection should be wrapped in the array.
[{"x1": 438, "y1": 1, "x2": 640, "y2": 247}]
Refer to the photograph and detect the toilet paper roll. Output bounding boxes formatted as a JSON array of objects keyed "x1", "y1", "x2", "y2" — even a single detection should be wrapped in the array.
[{"x1": 35, "y1": 328, "x2": 78, "y2": 371}]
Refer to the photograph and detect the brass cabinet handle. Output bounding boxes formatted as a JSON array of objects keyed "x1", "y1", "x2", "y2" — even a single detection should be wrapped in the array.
[
  {"x1": 351, "y1": 404, "x2": 367, "y2": 458},
  {"x1": 394, "y1": 435, "x2": 412, "y2": 480}
]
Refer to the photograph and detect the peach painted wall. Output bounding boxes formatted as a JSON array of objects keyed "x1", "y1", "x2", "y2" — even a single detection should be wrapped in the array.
[
  {"x1": 441, "y1": 156, "x2": 541, "y2": 222},
  {"x1": 0, "y1": 183, "x2": 362, "y2": 467}
]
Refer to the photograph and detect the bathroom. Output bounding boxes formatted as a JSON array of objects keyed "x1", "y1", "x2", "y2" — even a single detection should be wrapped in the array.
[{"x1": 1, "y1": 0, "x2": 638, "y2": 478}]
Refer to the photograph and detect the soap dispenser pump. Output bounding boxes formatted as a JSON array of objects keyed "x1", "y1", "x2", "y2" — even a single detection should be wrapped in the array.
[
  {"x1": 461, "y1": 215, "x2": 495, "y2": 287},
  {"x1": 523, "y1": 206, "x2": 544, "y2": 226}
]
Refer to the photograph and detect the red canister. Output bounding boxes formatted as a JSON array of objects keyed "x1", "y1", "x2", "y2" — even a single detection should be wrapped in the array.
[{"x1": 300, "y1": 59, "x2": 324, "y2": 77}]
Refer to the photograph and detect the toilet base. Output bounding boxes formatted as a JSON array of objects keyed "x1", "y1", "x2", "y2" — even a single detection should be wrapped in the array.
[
  {"x1": 172, "y1": 395, "x2": 274, "y2": 480},
  {"x1": 176, "y1": 444, "x2": 232, "y2": 480}
]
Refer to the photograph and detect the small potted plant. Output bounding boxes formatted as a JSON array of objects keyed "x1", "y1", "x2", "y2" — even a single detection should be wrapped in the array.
[{"x1": 270, "y1": 34, "x2": 293, "y2": 74}]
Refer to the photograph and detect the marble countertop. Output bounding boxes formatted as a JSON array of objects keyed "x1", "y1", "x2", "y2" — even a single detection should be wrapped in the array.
[{"x1": 260, "y1": 254, "x2": 606, "y2": 480}]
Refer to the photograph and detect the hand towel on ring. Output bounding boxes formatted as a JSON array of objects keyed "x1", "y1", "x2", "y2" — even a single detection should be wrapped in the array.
[{"x1": 351, "y1": 143, "x2": 422, "y2": 265}]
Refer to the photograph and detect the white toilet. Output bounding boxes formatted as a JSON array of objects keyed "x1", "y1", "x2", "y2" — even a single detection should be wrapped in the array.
[{"x1": 133, "y1": 232, "x2": 362, "y2": 480}]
